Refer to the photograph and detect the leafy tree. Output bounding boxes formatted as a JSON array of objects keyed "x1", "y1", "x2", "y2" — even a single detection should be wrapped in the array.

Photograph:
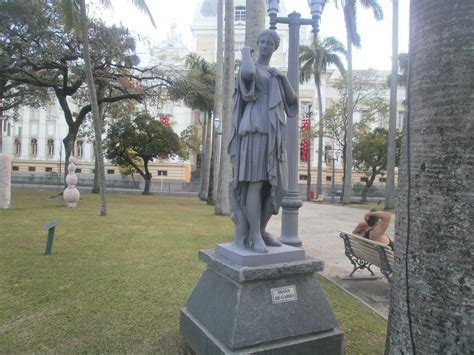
[
  {"x1": 0, "y1": 1, "x2": 166, "y2": 178},
  {"x1": 353, "y1": 127, "x2": 400, "y2": 202},
  {"x1": 386, "y1": 0, "x2": 473, "y2": 353},
  {"x1": 58, "y1": 0, "x2": 155, "y2": 214},
  {"x1": 386, "y1": 52, "x2": 408, "y2": 88},
  {"x1": 105, "y1": 112, "x2": 183, "y2": 195},
  {"x1": 324, "y1": 70, "x2": 389, "y2": 198},
  {"x1": 0, "y1": 1, "x2": 57, "y2": 119},
  {"x1": 179, "y1": 125, "x2": 200, "y2": 163},
  {"x1": 331, "y1": 0, "x2": 384, "y2": 203},
  {"x1": 299, "y1": 36, "x2": 346, "y2": 200}
]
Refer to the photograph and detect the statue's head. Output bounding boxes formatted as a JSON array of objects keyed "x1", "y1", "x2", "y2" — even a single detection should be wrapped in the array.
[{"x1": 257, "y1": 29, "x2": 280, "y2": 51}]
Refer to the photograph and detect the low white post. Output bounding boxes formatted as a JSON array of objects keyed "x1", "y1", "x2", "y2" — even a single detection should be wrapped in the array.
[{"x1": 0, "y1": 154, "x2": 12, "y2": 209}]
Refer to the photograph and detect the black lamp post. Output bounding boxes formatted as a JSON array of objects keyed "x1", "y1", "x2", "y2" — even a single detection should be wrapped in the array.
[{"x1": 266, "y1": 0, "x2": 327, "y2": 247}]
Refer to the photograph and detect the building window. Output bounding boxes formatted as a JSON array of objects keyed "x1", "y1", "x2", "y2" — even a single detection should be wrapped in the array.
[
  {"x1": 299, "y1": 175, "x2": 308, "y2": 181},
  {"x1": 302, "y1": 102, "x2": 312, "y2": 118},
  {"x1": 324, "y1": 145, "x2": 333, "y2": 164},
  {"x1": 157, "y1": 170, "x2": 168, "y2": 176},
  {"x1": 107, "y1": 169, "x2": 115, "y2": 175},
  {"x1": 360, "y1": 177, "x2": 368, "y2": 182},
  {"x1": 76, "y1": 168, "x2": 82, "y2": 173},
  {"x1": 31, "y1": 138, "x2": 38, "y2": 156},
  {"x1": 12, "y1": 166, "x2": 19, "y2": 171},
  {"x1": 235, "y1": 5, "x2": 246, "y2": 21},
  {"x1": 14, "y1": 138, "x2": 21, "y2": 155},
  {"x1": 76, "y1": 140, "x2": 83, "y2": 158},
  {"x1": 45, "y1": 167, "x2": 53, "y2": 172},
  {"x1": 235, "y1": 41, "x2": 245, "y2": 52},
  {"x1": 28, "y1": 167, "x2": 36, "y2": 172},
  {"x1": 47, "y1": 139, "x2": 55, "y2": 157},
  {"x1": 398, "y1": 111, "x2": 405, "y2": 129},
  {"x1": 379, "y1": 177, "x2": 387, "y2": 182},
  {"x1": 326, "y1": 176, "x2": 332, "y2": 182}
]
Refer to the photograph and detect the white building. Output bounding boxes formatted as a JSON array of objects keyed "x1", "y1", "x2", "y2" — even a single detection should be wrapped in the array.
[{"x1": 1, "y1": 0, "x2": 405, "y2": 188}]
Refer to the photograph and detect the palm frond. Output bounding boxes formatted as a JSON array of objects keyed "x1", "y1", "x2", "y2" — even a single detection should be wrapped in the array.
[
  {"x1": 130, "y1": 0, "x2": 156, "y2": 28},
  {"x1": 56, "y1": 0, "x2": 81, "y2": 34},
  {"x1": 343, "y1": 0, "x2": 361, "y2": 47},
  {"x1": 360, "y1": 0, "x2": 383, "y2": 20},
  {"x1": 100, "y1": 0, "x2": 112, "y2": 8}
]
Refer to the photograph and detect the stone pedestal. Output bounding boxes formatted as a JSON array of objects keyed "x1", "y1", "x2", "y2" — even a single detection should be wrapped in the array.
[{"x1": 180, "y1": 246, "x2": 343, "y2": 354}]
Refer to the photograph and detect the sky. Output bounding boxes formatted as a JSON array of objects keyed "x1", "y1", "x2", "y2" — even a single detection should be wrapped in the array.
[{"x1": 94, "y1": 0, "x2": 410, "y2": 71}]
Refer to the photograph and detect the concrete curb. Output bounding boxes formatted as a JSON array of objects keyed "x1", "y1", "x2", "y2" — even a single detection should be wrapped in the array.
[{"x1": 319, "y1": 273, "x2": 389, "y2": 321}]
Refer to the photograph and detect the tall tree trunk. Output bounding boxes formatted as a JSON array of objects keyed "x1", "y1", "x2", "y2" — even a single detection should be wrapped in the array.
[
  {"x1": 92, "y1": 157, "x2": 99, "y2": 193},
  {"x1": 142, "y1": 161, "x2": 152, "y2": 195},
  {"x1": 91, "y1": 84, "x2": 106, "y2": 194},
  {"x1": 316, "y1": 81, "x2": 324, "y2": 198},
  {"x1": 385, "y1": 0, "x2": 399, "y2": 210},
  {"x1": 386, "y1": 1, "x2": 474, "y2": 353},
  {"x1": 200, "y1": 112, "x2": 212, "y2": 201},
  {"x1": 212, "y1": 0, "x2": 224, "y2": 206},
  {"x1": 215, "y1": 0, "x2": 234, "y2": 215},
  {"x1": 207, "y1": 143, "x2": 215, "y2": 204},
  {"x1": 306, "y1": 121, "x2": 311, "y2": 202},
  {"x1": 78, "y1": 0, "x2": 107, "y2": 216},
  {"x1": 342, "y1": 34, "x2": 353, "y2": 204},
  {"x1": 198, "y1": 113, "x2": 207, "y2": 199},
  {"x1": 245, "y1": 0, "x2": 265, "y2": 53}
]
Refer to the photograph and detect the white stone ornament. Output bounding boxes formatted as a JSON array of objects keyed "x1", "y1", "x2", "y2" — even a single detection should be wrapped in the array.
[{"x1": 63, "y1": 155, "x2": 80, "y2": 208}]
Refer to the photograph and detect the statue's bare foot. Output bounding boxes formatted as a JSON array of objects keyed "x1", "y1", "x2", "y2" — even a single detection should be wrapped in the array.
[
  {"x1": 262, "y1": 232, "x2": 282, "y2": 247},
  {"x1": 233, "y1": 236, "x2": 247, "y2": 250},
  {"x1": 252, "y1": 235, "x2": 268, "y2": 253}
]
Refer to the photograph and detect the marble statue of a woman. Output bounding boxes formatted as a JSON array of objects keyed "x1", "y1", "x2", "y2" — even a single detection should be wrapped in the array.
[{"x1": 228, "y1": 29, "x2": 297, "y2": 253}]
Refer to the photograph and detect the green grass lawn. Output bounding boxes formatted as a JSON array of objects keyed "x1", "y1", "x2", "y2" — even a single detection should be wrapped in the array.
[{"x1": 1, "y1": 189, "x2": 387, "y2": 354}]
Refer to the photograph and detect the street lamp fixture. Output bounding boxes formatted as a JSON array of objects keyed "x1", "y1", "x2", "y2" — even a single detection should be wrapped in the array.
[
  {"x1": 307, "y1": 0, "x2": 326, "y2": 35},
  {"x1": 265, "y1": 0, "x2": 326, "y2": 247},
  {"x1": 213, "y1": 116, "x2": 221, "y2": 132}
]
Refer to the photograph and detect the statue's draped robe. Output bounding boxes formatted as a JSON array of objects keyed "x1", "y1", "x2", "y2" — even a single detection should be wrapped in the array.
[{"x1": 228, "y1": 63, "x2": 298, "y2": 216}]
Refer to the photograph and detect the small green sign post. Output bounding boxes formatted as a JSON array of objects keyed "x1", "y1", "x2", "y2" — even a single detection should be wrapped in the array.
[{"x1": 43, "y1": 219, "x2": 61, "y2": 255}]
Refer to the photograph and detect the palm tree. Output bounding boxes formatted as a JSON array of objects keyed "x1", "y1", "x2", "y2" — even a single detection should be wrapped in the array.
[
  {"x1": 385, "y1": 0, "x2": 473, "y2": 353},
  {"x1": 385, "y1": 0, "x2": 398, "y2": 210},
  {"x1": 332, "y1": 0, "x2": 383, "y2": 204},
  {"x1": 245, "y1": 0, "x2": 265, "y2": 52},
  {"x1": 299, "y1": 36, "x2": 346, "y2": 200},
  {"x1": 215, "y1": 0, "x2": 235, "y2": 215},
  {"x1": 60, "y1": 0, "x2": 155, "y2": 216},
  {"x1": 210, "y1": 0, "x2": 224, "y2": 206},
  {"x1": 183, "y1": 54, "x2": 215, "y2": 201}
]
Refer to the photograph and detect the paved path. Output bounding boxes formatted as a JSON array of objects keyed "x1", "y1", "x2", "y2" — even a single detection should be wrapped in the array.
[{"x1": 267, "y1": 202, "x2": 394, "y2": 320}]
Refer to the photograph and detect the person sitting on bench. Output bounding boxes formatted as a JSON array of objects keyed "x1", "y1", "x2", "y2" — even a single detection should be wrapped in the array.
[{"x1": 352, "y1": 210, "x2": 395, "y2": 250}]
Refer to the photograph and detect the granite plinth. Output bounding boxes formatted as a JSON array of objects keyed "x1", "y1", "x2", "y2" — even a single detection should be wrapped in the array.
[
  {"x1": 180, "y1": 250, "x2": 343, "y2": 354},
  {"x1": 181, "y1": 308, "x2": 343, "y2": 355},
  {"x1": 199, "y1": 249, "x2": 324, "y2": 283},
  {"x1": 215, "y1": 242, "x2": 305, "y2": 266}
]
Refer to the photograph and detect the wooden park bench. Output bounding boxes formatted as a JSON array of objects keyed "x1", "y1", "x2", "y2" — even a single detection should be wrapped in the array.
[{"x1": 338, "y1": 230, "x2": 394, "y2": 283}]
